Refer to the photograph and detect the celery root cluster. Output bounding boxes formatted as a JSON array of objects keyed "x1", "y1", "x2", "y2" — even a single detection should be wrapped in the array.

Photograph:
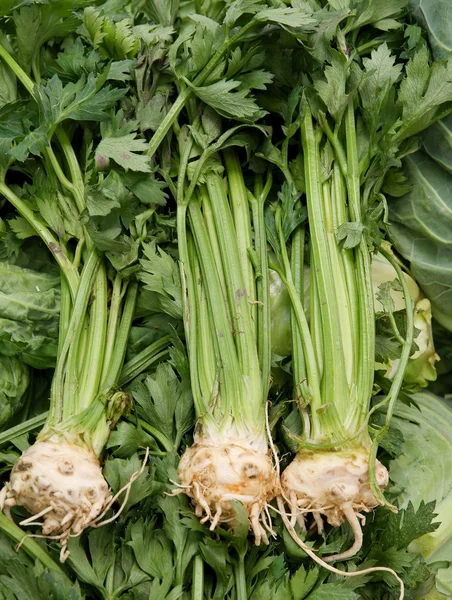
[{"x1": 176, "y1": 148, "x2": 277, "y2": 541}]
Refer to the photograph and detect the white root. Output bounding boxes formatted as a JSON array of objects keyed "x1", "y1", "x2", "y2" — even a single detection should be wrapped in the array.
[
  {"x1": 0, "y1": 439, "x2": 149, "y2": 561},
  {"x1": 276, "y1": 497, "x2": 405, "y2": 600},
  {"x1": 280, "y1": 449, "x2": 389, "y2": 559},
  {"x1": 178, "y1": 440, "x2": 278, "y2": 544}
]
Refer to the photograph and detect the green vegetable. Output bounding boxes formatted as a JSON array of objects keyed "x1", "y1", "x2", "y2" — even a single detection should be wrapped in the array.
[
  {"x1": 269, "y1": 252, "x2": 439, "y2": 389},
  {"x1": 0, "y1": 356, "x2": 29, "y2": 427},
  {"x1": 0, "y1": 261, "x2": 59, "y2": 369},
  {"x1": 389, "y1": 151, "x2": 452, "y2": 333},
  {"x1": 390, "y1": 392, "x2": 452, "y2": 597},
  {"x1": 0, "y1": 17, "x2": 152, "y2": 559},
  {"x1": 256, "y1": 0, "x2": 452, "y2": 580}
]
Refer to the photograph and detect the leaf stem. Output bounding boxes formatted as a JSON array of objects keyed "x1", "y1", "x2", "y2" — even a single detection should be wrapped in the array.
[
  {"x1": 0, "y1": 182, "x2": 79, "y2": 296},
  {"x1": 147, "y1": 20, "x2": 256, "y2": 157},
  {"x1": 0, "y1": 513, "x2": 68, "y2": 578},
  {"x1": 191, "y1": 555, "x2": 204, "y2": 600}
]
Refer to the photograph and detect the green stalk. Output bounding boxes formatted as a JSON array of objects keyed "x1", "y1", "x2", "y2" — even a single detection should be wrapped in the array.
[
  {"x1": 343, "y1": 102, "x2": 375, "y2": 431},
  {"x1": 0, "y1": 43, "x2": 34, "y2": 95},
  {"x1": 0, "y1": 513, "x2": 68, "y2": 578},
  {"x1": 192, "y1": 556, "x2": 204, "y2": 600},
  {"x1": 249, "y1": 174, "x2": 272, "y2": 395},
  {"x1": 100, "y1": 274, "x2": 123, "y2": 384},
  {"x1": 78, "y1": 264, "x2": 108, "y2": 412},
  {"x1": 177, "y1": 203, "x2": 201, "y2": 411},
  {"x1": 205, "y1": 172, "x2": 260, "y2": 389},
  {"x1": 290, "y1": 227, "x2": 307, "y2": 412},
  {"x1": 0, "y1": 182, "x2": 79, "y2": 296},
  {"x1": 46, "y1": 250, "x2": 100, "y2": 427},
  {"x1": 301, "y1": 107, "x2": 348, "y2": 439},
  {"x1": 188, "y1": 197, "x2": 243, "y2": 435},
  {"x1": 119, "y1": 338, "x2": 171, "y2": 386},
  {"x1": 224, "y1": 150, "x2": 256, "y2": 321},
  {"x1": 234, "y1": 553, "x2": 247, "y2": 600},
  {"x1": 275, "y1": 208, "x2": 324, "y2": 439},
  {"x1": 101, "y1": 281, "x2": 138, "y2": 390},
  {"x1": 368, "y1": 249, "x2": 414, "y2": 505}
]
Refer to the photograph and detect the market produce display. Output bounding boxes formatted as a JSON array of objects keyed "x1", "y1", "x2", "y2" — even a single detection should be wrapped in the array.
[{"x1": 0, "y1": 1, "x2": 451, "y2": 599}]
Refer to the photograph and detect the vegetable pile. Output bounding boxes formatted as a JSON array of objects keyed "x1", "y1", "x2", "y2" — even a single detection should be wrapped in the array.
[{"x1": 0, "y1": 0, "x2": 451, "y2": 599}]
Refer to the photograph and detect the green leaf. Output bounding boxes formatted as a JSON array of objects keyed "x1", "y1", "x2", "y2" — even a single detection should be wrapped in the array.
[
  {"x1": 106, "y1": 421, "x2": 158, "y2": 458},
  {"x1": 255, "y1": 6, "x2": 317, "y2": 29},
  {"x1": 314, "y1": 50, "x2": 349, "y2": 123},
  {"x1": 191, "y1": 79, "x2": 265, "y2": 121},
  {"x1": 96, "y1": 134, "x2": 151, "y2": 172},
  {"x1": 104, "y1": 453, "x2": 162, "y2": 512},
  {"x1": 224, "y1": 0, "x2": 263, "y2": 27},
  {"x1": 39, "y1": 73, "x2": 125, "y2": 126},
  {"x1": 13, "y1": 5, "x2": 79, "y2": 74},
  {"x1": 0, "y1": 62, "x2": 17, "y2": 108},
  {"x1": 290, "y1": 565, "x2": 319, "y2": 600},
  {"x1": 336, "y1": 221, "x2": 364, "y2": 249},
  {"x1": 351, "y1": 0, "x2": 408, "y2": 30},
  {"x1": 359, "y1": 43, "x2": 403, "y2": 132},
  {"x1": 397, "y1": 47, "x2": 452, "y2": 138},
  {"x1": 139, "y1": 243, "x2": 182, "y2": 320}
]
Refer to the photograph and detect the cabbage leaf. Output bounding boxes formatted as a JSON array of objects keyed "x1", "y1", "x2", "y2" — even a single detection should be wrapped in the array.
[{"x1": 390, "y1": 392, "x2": 452, "y2": 596}]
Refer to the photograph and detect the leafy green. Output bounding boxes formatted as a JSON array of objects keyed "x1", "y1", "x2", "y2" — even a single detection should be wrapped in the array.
[
  {"x1": 0, "y1": 261, "x2": 59, "y2": 368},
  {"x1": 0, "y1": 356, "x2": 29, "y2": 427},
  {"x1": 410, "y1": 0, "x2": 452, "y2": 59},
  {"x1": 389, "y1": 151, "x2": 452, "y2": 331}
]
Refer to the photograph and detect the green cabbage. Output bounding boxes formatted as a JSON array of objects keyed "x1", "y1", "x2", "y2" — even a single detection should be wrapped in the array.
[
  {"x1": 0, "y1": 262, "x2": 60, "y2": 369},
  {"x1": 389, "y1": 150, "x2": 452, "y2": 333},
  {"x1": 390, "y1": 392, "x2": 452, "y2": 597},
  {"x1": 0, "y1": 356, "x2": 29, "y2": 427}
]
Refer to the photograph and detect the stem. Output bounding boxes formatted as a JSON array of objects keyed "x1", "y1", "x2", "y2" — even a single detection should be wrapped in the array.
[
  {"x1": 191, "y1": 556, "x2": 204, "y2": 600},
  {"x1": 224, "y1": 150, "x2": 256, "y2": 315},
  {"x1": 147, "y1": 20, "x2": 256, "y2": 157},
  {"x1": 0, "y1": 182, "x2": 79, "y2": 296},
  {"x1": 0, "y1": 43, "x2": 34, "y2": 95},
  {"x1": 318, "y1": 113, "x2": 347, "y2": 177},
  {"x1": 275, "y1": 209, "x2": 323, "y2": 437},
  {"x1": 47, "y1": 251, "x2": 100, "y2": 427},
  {"x1": 55, "y1": 128, "x2": 86, "y2": 214},
  {"x1": 344, "y1": 102, "x2": 375, "y2": 431},
  {"x1": 234, "y1": 553, "x2": 247, "y2": 600},
  {"x1": 249, "y1": 176, "x2": 272, "y2": 395},
  {"x1": 205, "y1": 173, "x2": 259, "y2": 391},
  {"x1": 301, "y1": 106, "x2": 348, "y2": 439},
  {"x1": 188, "y1": 197, "x2": 243, "y2": 433},
  {"x1": 368, "y1": 248, "x2": 414, "y2": 507},
  {"x1": 101, "y1": 282, "x2": 138, "y2": 390},
  {"x1": 0, "y1": 513, "x2": 68, "y2": 578},
  {"x1": 0, "y1": 413, "x2": 47, "y2": 446},
  {"x1": 78, "y1": 264, "x2": 108, "y2": 411},
  {"x1": 101, "y1": 274, "x2": 123, "y2": 383},
  {"x1": 290, "y1": 226, "x2": 307, "y2": 410}
]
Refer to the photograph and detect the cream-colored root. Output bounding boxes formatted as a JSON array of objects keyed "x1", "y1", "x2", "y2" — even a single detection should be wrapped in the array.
[
  {"x1": 178, "y1": 441, "x2": 278, "y2": 544},
  {"x1": 1, "y1": 441, "x2": 150, "y2": 562},
  {"x1": 276, "y1": 497, "x2": 404, "y2": 600},
  {"x1": 281, "y1": 449, "x2": 389, "y2": 559}
]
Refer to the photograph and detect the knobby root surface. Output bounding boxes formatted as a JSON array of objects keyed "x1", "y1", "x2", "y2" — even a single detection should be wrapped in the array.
[
  {"x1": 178, "y1": 441, "x2": 278, "y2": 544},
  {"x1": 280, "y1": 449, "x2": 389, "y2": 561},
  {"x1": 0, "y1": 439, "x2": 111, "y2": 560}
]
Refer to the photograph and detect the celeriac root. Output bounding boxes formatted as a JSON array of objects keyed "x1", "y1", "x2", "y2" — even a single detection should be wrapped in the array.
[
  {"x1": 178, "y1": 440, "x2": 278, "y2": 544},
  {"x1": 0, "y1": 439, "x2": 111, "y2": 557},
  {"x1": 275, "y1": 496, "x2": 404, "y2": 600},
  {"x1": 280, "y1": 449, "x2": 389, "y2": 560}
]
